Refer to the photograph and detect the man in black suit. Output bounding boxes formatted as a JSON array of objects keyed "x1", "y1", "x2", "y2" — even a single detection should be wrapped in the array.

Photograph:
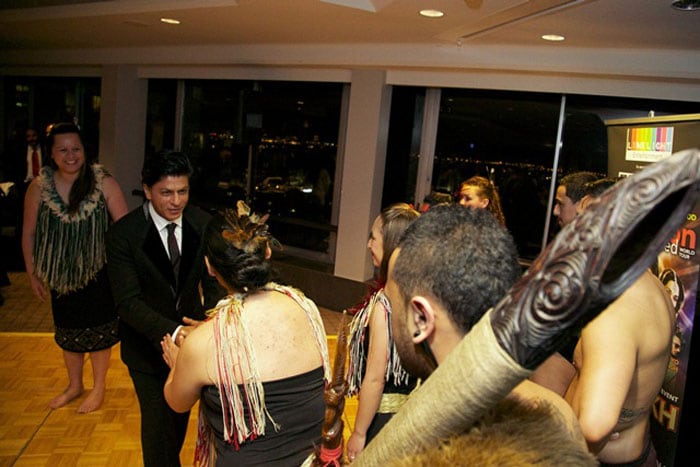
[
  {"x1": 4, "y1": 127, "x2": 46, "y2": 186},
  {"x1": 1, "y1": 127, "x2": 47, "y2": 270},
  {"x1": 106, "y1": 151, "x2": 224, "y2": 467}
]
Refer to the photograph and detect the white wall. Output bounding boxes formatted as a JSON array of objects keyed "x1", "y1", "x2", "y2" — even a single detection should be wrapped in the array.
[
  {"x1": 334, "y1": 70, "x2": 392, "y2": 282},
  {"x1": 99, "y1": 66, "x2": 148, "y2": 210}
]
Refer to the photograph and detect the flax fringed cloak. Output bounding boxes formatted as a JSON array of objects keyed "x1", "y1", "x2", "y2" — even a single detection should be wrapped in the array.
[{"x1": 34, "y1": 164, "x2": 119, "y2": 352}]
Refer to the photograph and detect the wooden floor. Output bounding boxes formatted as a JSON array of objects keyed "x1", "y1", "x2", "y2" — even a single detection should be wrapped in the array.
[{"x1": 0, "y1": 272, "x2": 356, "y2": 467}]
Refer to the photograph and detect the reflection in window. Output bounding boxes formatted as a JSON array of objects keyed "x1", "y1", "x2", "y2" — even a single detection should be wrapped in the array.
[
  {"x1": 434, "y1": 89, "x2": 565, "y2": 260},
  {"x1": 145, "y1": 79, "x2": 177, "y2": 158},
  {"x1": 383, "y1": 86, "x2": 425, "y2": 206},
  {"x1": 2, "y1": 76, "x2": 101, "y2": 160},
  {"x1": 147, "y1": 79, "x2": 344, "y2": 259}
]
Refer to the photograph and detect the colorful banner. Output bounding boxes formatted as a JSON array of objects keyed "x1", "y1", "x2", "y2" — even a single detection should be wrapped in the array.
[
  {"x1": 625, "y1": 127, "x2": 675, "y2": 162},
  {"x1": 650, "y1": 200, "x2": 699, "y2": 467}
]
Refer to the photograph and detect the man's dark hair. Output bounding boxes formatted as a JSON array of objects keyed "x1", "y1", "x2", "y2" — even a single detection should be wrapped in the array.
[
  {"x1": 141, "y1": 150, "x2": 193, "y2": 187},
  {"x1": 393, "y1": 204, "x2": 520, "y2": 334},
  {"x1": 559, "y1": 172, "x2": 600, "y2": 203},
  {"x1": 582, "y1": 177, "x2": 618, "y2": 198}
]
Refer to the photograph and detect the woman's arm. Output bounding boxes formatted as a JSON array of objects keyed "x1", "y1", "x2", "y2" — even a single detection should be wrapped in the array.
[
  {"x1": 163, "y1": 324, "x2": 212, "y2": 413},
  {"x1": 347, "y1": 300, "x2": 390, "y2": 460},
  {"x1": 21, "y1": 179, "x2": 46, "y2": 301},
  {"x1": 101, "y1": 175, "x2": 128, "y2": 222}
]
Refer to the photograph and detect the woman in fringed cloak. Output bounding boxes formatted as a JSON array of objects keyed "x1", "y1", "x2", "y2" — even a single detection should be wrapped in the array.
[
  {"x1": 345, "y1": 203, "x2": 420, "y2": 462},
  {"x1": 22, "y1": 122, "x2": 128, "y2": 413},
  {"x1": 162, "y1": 203, "x2": 330, "y2": 466}
]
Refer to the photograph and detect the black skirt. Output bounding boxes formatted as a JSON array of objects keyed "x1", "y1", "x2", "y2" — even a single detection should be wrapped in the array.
[{"x1": 50, "y1": 268, "x2": 119, "y2": 352}]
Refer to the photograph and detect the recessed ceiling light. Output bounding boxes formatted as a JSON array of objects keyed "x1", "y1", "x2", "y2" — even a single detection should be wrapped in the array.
[
  {"x1": 160, "y1": 18, "x2": 181, "y2": 25},
  {"x1": 542, "y1": 34, "x2": 565, "y2": 42},
  {"x1": 671, "y1": 0, "x2": 700, "y2": 11},
  {"x1": 420, "y1": 9, "x2": 444, "y2": 18}
]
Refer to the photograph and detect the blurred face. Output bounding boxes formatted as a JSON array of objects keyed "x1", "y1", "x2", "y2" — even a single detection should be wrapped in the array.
[
  {"x1": 144, "y1": 175, "x2": 190, "y2": 221},
  {"x1": 367, "y1": 215, "x2": 384, "y2": 268},
  {"x1": 386, "y1": 249, "x2": 438, "y2": 380},
  {"x1": 553, "y1": 186, "x2": 577, "y2": 227},
  {"x1": 672, "y1": 335, "x2": 682, "y2": 357},
  {"x1": 664, "y1": 278, "x2": 681, "y2": 309},
  {"x1": 26, "y1": 129, "x2": 38, "y2": 148},
  {"x1": 458, "y1": 185, "x2": 489, "y2": 210},
  {"x1": 51, "y1": 132, "x2": 85, "y2": 176}
]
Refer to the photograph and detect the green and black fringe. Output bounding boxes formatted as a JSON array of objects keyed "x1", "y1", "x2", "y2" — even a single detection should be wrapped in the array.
[{"x1": 33, "y1": 165, "x2": 110, "y2": 295}]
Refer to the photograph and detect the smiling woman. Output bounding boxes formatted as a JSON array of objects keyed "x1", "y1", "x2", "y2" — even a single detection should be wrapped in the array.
[{"x1": 20, "y1": 122, "x2": 128, "y2": 414}]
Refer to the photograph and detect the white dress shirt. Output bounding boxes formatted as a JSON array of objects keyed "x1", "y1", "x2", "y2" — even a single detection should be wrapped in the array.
[{"x1": 148, "y1": 202, "x2": 182, "y2": 260}]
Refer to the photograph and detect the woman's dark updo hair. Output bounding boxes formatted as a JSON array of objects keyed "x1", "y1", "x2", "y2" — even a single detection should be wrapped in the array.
[
  {"x1": 204, "y1": 206, "x2": 275, "y2": 293},
  {"x1": 47, "y1": 122, "x2": 95, "y2": 214}
]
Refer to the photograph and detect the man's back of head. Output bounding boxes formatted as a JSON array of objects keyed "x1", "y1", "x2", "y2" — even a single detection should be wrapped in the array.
[{"x1": 391, "y1": 204, "x2": 520, "y2": 338}]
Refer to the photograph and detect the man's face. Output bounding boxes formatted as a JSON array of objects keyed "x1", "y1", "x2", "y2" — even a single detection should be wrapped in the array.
[
  {"x1": 672, "y1": 335, "x2": 682, "y2": 357},
  {"x1": 144, "y1": 175, "x2": 190, "y2": 221},
  {"x1": 553, "y1": 185, "x2": 578, "y2": 227},
  {"x1": 26, "y1": 129, "x2": 38, "y2": 148},
  {"x1": 386, "y1": 249, "x2": 437, "y2": 380}
]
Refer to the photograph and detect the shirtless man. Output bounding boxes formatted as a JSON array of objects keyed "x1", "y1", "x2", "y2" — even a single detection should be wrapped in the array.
[
  {"x1": 530, "y1": 172, "x2": 603, "y2": 396},
  {"x1": 562, "y1": 176, "x2": 675, "y2": 466}
]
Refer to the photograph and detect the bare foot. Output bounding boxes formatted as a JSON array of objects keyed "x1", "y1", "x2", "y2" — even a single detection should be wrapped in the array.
[
  {"x1": 49, "y1": 385, "x2": 84, "y2": 409},
  {"x1": 77, "y1": 387, "x2": 105, "y2": 413}
]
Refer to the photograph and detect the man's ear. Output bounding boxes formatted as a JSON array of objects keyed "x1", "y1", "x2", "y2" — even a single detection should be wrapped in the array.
[
  {"x1": 576, "y1": 194, "x2": 591, "y2": 215},
  {"x1": 142, "y1": 184, "x2": 152, "y2": 201},
  {"x1": 410, "y1": 296, "x2": 437, "y2": 343}
]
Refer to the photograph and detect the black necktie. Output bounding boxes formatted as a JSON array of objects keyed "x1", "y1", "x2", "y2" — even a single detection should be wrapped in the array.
[{"x1": 166, "y1": 223, "x2": 180, "y2": 281}]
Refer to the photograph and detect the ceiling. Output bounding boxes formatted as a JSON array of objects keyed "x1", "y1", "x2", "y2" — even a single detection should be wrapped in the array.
[{"x1": 1, "y1": 0, "x2": 698, "y2": 52}]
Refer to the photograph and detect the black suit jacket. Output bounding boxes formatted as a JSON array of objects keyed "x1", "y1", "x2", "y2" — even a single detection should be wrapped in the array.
[
  {"x1": 106, "y1": 203, "x2": 224, "y2": 373},
  {"x1": 3, "y1": 142, "x2": 47, "y2": 186}
]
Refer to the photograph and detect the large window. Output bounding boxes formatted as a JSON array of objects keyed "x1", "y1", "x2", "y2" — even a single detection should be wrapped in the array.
[
  {"x1": 2, "y1": 76, "x2": 101, "y2": 161},
  {"x1": 434, "y1": 89, "x2": 567, "y2": 259},
  {"x1": 145, "y1": 79, "x2": 344, "y2": 260},
  {"x1": 384, "y1": 87, "x2": 700, "y2": 261}
]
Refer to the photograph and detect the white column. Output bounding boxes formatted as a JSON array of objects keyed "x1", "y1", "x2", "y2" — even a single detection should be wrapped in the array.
[
  {"x1": 334, "y1": 70, "x2": 392, "y2": 282},
  {"x1": 99, "y1": 65, "x2": 147, "y2": 210}
]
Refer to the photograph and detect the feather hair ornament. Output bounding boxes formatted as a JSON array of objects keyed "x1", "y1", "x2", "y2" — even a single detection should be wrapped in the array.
[{"x1": 220, "y1": 200, "x2": 282, "y2": 253}]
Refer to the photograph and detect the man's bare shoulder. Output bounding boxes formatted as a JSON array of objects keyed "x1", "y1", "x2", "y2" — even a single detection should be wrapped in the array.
[{"x1": 587, "y1": 271, "x2": 674, "y2": 330}]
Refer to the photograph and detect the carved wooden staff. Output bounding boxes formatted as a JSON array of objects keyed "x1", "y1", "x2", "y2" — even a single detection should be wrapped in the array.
[{"x1": 313, "y1": 312, "x2": 350, "y2": 466}]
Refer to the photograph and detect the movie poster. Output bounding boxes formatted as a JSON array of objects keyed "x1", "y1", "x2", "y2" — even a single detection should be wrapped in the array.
[{"x1": 650, "y1": 199, "x2": 699, "y2": 467}]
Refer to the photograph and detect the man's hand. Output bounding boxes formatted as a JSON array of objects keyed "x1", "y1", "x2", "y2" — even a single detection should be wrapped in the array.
[
  {"x1": 174, "y1": 316, "x2": 204, "y2": 345},
  {"x1": 161, "y1": 334, "x2": 179, "y2": 368}
]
